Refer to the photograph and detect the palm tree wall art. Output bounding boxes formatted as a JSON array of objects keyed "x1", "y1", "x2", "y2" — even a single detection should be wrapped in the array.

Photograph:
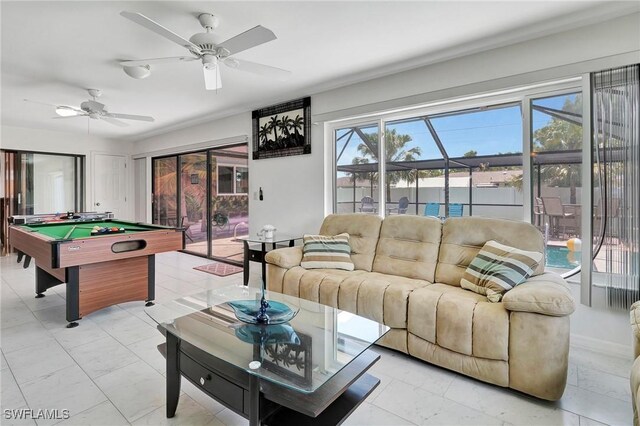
[{"x1": 252, "y1": 97, "x2": 311, "y2": 159}]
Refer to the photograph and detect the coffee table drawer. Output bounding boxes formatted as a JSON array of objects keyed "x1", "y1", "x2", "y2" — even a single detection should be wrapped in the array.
[{"x1": 180, "y1": 353, "x2": 244, "y2": 412}]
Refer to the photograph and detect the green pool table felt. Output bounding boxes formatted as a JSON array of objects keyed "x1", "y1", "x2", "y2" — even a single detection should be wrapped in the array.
[{"x1": 21, "y1": 221, "x2": 158, "y2": 240}]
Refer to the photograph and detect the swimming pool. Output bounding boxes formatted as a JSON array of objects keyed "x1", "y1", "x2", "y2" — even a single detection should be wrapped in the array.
[{"x1": 546, "y1": 245, "x2": 580, "y2": 269}]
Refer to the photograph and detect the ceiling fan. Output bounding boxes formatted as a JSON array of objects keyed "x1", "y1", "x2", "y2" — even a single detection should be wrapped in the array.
[
  {"x1": 24, "y1": 89, "x2": 155, "y2": 127},
  {"x1": 120, "y1": 11, "x2": 291, "y2": 90}
]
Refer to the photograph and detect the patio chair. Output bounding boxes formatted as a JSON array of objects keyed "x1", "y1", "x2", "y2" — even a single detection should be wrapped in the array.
[
  {"x1": 533, "y1": 197, "x2": 545, "y2": 229},
  {"x1": 359, "y1": 196, "x2": 376, "y2": 213},
  {"x1": 388, "y1": 197, "x2": 409, "y2": 215},
  {"x1": 424, "y1": 203, "x2": 440, "y2": 217},
  {"x1": 448, "y1": 203, "x2": 464, "y2": 217},
  {"x1": 541, "y1": 197, "x2": 574, "y2": 238}
]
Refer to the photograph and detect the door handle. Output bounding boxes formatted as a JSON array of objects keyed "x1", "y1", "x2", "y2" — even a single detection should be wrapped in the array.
[
  {"x1": 17, "y1": 193, "x2": 21, "y2": 204},
  {"x1": 96, "y1": 202, "x2": 101, "y2": 206}
]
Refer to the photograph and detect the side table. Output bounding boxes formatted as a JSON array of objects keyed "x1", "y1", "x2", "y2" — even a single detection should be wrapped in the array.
[{"x1": 236, "y1": 234, "x2": 301, "y2": 287}]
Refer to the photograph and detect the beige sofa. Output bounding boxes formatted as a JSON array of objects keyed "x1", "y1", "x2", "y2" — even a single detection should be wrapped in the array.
[
  {"x1": 266, "y1": 214, "x2": 575, "y2": 400},
  {"x1": 631, "y1": 301, "x2": 640, "y2": 425}
]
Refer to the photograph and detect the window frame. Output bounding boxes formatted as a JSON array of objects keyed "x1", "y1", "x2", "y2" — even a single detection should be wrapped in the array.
[
  {"x1": 329, "y1": 78, "x2": 584, "y2": 223},
  {"x1": 217, "y1": 163, "x2": 249, "y2": 195}
]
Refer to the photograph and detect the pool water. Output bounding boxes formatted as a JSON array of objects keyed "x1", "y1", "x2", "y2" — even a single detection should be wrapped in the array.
[{"x1": 546, "y1": 245, "x2": 581, "y2": 269}]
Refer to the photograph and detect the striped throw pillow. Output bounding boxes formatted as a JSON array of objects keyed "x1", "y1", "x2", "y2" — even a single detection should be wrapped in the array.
[
  {"x1": 300, "y1": 233, "x2": 354, "y2": 271},
  {"x1": 460, "y1": 240, "x2": 543, "y2": 303}
]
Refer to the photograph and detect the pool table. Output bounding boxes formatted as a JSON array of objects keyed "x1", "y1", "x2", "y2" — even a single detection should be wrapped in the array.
[{"x1": 9, "y1": 219, "x2": 184, "y2": 327}]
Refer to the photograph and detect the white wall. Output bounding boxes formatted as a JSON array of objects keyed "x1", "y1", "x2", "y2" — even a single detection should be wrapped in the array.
[
  {"x1": 0, "y1": 125, "x2": 135, "y2": 219},
  {"x1": 129, "y1": 13, "x2": 639, "y2": 352}
]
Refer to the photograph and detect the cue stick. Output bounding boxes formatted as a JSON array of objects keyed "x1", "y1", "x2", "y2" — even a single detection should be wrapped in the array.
[
  {"x1": 74, "y1": 225, "x2": 145, "y2": 232},
  {"x1": 63, "y1": 225, "x2": 77, "y2": 239}
]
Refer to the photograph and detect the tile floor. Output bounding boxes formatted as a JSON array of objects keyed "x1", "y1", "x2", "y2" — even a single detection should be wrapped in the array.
[{"x1": 0, "y1": 252, "x2": 634, "y2": 426}]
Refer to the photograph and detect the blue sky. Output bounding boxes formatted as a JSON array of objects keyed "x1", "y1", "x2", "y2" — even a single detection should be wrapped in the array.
[{"x1": 336, "y1": 93, "x2": 580, "y2": 172}]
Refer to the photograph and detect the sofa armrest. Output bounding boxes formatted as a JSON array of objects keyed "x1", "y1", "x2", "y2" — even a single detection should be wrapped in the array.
[
  {"x1": 265, "y1": 247, "x2": 303, "y2": 270},
  {"x1": 502, "y1": 273, "x2": 575, "y2": 316},
  {"x1": 630, "y1": 301, "x2": 640, "y2": 358}
]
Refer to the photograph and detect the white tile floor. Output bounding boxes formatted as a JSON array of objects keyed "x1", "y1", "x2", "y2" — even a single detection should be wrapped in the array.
[{"x1": 0, "y1": 252, "x2": 634, "y2": 426}]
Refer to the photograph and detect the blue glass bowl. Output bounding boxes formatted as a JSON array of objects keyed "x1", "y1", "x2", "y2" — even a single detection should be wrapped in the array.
[
  {"x1": 227, "y1": 300, "x2": 298, "y2": 325},
  {"x1": 235, "y1": 323, "x2": 300, "y2": 345}
]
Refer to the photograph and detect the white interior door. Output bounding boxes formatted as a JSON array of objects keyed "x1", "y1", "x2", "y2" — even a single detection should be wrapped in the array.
[{"x1": 93, "y1": 154, "x2": 127, "y2": 219}]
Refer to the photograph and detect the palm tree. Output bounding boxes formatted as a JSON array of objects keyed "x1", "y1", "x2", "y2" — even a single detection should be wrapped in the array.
[
  {"x1": 278, "y1": 115, "x2": 292, "y2": 146},
  {"x1": 352, "y1": 128, "x2": 421, "y2": 202},
  {"x1": 533, "y1": 97, "x2": 582, "y2": 203},
  {"x1": 289, "y1": 115, "x2": 304, "y2": 146},
  {"x1": 258, "y1": 123, "x2": 271, "y2": 148},
  {"x1": 268, "y1": 115, "x2": 282, "y2": 148}
]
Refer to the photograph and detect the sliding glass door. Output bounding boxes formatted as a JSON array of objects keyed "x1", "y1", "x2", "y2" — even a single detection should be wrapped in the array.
[
  {"x1": 530, "y1": 91, "x2": 583, "y2": 272},
  {"x1": 2, "y1": 150, "x2": 84, "y2": 253},
  {"x1": 151, "y1": 143, "x2": 249, "y2": 264},
  {"x1": 3, "y1": 150, "x2": 83, "y2": 215},
  {"x1": 209, "y1": 145, "x2": 249, "y2": 262}
]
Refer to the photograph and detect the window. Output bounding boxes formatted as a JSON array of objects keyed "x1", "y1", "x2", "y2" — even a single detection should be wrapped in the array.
[
  {"x1": 217, "y1": 165, "x2": 248, "y2": 195},
  {"x1": 218, "y1": 166, "x2": 235, "y2": 194},
  {"x1": 334, "y1": 124, "x2": 380, "y2": 214},
  {"x1": 530, "y1": 92, "x2": 583, "y2": 271},
  {"x1": 373, "y1": 103, "x2": 524, "y2": 219},
  {"x1": 236, "y1": 167, "x2": 249, "y2": 194}
]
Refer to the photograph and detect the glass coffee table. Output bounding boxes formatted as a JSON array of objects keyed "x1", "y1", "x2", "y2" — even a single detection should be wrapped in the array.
[{"x1": 146, "y1": 284, "x2": 389, "y2": 426}]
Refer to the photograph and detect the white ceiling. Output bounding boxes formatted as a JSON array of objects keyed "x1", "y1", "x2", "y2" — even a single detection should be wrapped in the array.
[{"x1": 2, "y1": 1, "x2": 637, "y2": 141}]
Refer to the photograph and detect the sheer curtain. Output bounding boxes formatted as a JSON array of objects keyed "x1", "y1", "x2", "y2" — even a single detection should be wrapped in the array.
[{"x1": 591, "y1": 64, "x2": 640, "y2": 308}]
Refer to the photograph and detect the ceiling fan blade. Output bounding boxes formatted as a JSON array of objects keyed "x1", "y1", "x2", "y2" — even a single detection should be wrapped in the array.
[
  {"x1": 24, "y1": 99, "x2": 59, "y2": 108},
  {"x1": 100, "y1": 117, "x2": 129, "y2": 127},
  {"x1": 224, "y1": 58, "x2": 291, "y2": 81},
  {"x1": 203, "y1": 66, "x2": 222, "y2": 91},
  {"x1": 121, "y1": 56, "x2": 198, "y2": 66},
  {"x1": 106, "y1": 113, "x2": 155, "y2": 122},
  {"x1": 121, "y1": 11, "x2": 202, "y2": 54},
  {"x1": 52, "y1": 115, "x2": 86, "y2": 119},
  {"x1": 218, "y1": 25, "x2": 276, "y2": 55}
]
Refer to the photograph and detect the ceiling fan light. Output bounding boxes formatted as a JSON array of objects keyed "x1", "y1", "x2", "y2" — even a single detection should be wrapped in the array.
[
  {"x1": 202, "y1": 54, "x2": 218, "y2": 70},
  {"x1": 123, "y1": 65, "x2": 151, "y2": 79},
  {"x1": 55, "y1": 106, "x2": 77, "y2": 117}
]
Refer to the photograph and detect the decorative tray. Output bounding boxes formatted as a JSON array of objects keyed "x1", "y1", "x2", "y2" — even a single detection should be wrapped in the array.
[
  {"x1": 227, "y1": 299, "x2": 298, "y2": 325},
  {"x1": 235, "y1": 323, "x2": 300, "y2": 346}
]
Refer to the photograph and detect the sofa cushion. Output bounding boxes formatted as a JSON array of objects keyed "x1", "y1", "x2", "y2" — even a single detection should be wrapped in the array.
[
  {"x1": 435, "y1": 217, "x2": 545, "y2": 286},
  {"x1": 460, "y1": 240, "x2": 542, "y2": 302},
  {"x1": 319, "y1": 214, "x2": 382, "y2": 272},
  {"x1": 408, "y1": 284, "x2": 509, "y2": 361},
  {"x1": 300, "y1": 233, "x2": 354, "y2": 271},
  {"x1": 281, "y1": 267, "x2": 429, "y2": 328},
  {"x1": 372, "y1": 215, "x2": 441, "y2": 282}
]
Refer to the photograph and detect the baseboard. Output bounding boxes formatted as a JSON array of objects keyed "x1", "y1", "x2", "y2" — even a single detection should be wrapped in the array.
[{"x1": 571, "y1": 333, "x2": 632, "y2": 359}]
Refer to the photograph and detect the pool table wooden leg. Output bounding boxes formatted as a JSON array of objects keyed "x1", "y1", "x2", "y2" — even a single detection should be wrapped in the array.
[
  {"x1": 146, "y1": 255, "x2": 155, "y2": 307},
  {"x1": 35, "y1": 266, "x2": 62, "y2": 298},
  {"x1": 65, "y1": 266, "x2": 81, "y2": 328}
]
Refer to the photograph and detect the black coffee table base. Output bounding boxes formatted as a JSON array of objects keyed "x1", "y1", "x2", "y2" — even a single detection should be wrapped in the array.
[{"x1": 161, "y1": 331, "x2": 380, "y2": 426}]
